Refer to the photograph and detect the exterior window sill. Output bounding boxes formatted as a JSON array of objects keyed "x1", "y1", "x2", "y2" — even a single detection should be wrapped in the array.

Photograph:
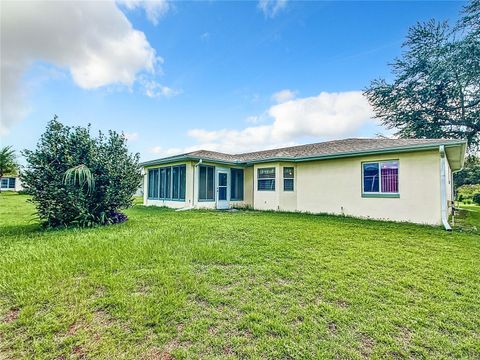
[
  {"x1": 362, "y1": 193, "x2": 400, "y2": 198},
  {"x1": 147, "y1": 198, "x2": 186, "y2": 202}
]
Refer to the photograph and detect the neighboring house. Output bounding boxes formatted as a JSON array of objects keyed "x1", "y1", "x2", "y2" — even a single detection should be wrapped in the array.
[
  {"x1": 140, "y1": 138, "x2": 466, "y2": 228},
  {"x1": 0, "y1": 176, "x2": 22, "y2": 192}
]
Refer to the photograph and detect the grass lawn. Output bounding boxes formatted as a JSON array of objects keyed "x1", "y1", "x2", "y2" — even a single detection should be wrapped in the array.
[
  {"x1": 455, "y1": 203, "x2": 480, "y2": 231},
  {"x1": 1, "y1": 193, "x2": 479, "y2": 359}
]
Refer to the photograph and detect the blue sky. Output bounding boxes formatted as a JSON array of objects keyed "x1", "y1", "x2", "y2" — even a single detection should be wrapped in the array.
[{"x1": 1, "y1": 0, "x2": 465, "y2": 162}]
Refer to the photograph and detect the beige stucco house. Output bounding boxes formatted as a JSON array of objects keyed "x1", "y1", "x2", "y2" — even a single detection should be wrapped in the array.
[{"x1": 140, "y1": 138, "x2": 466, "y2": 228}]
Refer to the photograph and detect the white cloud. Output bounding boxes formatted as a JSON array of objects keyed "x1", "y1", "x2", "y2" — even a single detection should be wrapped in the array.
[
  {"x1": 152, "y1": 91, "x2": 376, "y2": 156},
  {"x1": 267, "y1": 91, "x2": 374, "y2": 140},
  {"x1": 0, "y1": 1, "x2": 165, "y2": 134},
  {"x1": 117, "y1": 0, "x2": 170, "y2": 25},
  {"x1": 141, "y1": 78, "x2": 180, "y2": 98},
  {"x1": 245, "y1": 115, "x2": 261, "y2": 124},
  {"x1": 258, "y1": 0, "x2": 288, "y2": 18},
  {"x1": 271, "y1": 89, "x2": 296, "y2": 103},
  {"x1": 149, "y1": 146, "x2": 184, "y2": 157},
  {"x1": 124, "y1": 132, "x2": 139, "y2": 141}
]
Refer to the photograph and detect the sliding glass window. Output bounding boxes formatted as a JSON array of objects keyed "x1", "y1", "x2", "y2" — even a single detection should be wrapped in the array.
[
  {"x1": 199, "y1": 165, "x2": 215, "y2": 201},
  {"x1": 230, "y1": 168, "x2": 244, "y2": 200},
  {"x1": 147, "y1": 165, "x2": 186, "y2": 200}
]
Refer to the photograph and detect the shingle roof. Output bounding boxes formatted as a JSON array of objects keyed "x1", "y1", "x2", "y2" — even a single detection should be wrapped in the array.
[
  {"x1": 237, "y1": 138, "x2": 464, "y2": 162},
  {"x1": 141, "y1": 138, "x2": 466, "y2": 166}
]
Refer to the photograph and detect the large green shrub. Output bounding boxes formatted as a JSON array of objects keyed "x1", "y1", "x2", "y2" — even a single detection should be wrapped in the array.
[
  {"x1": 457, "y1": 184, "x2": 480, "y2": 202},
  {"x1": 21, "y1": 117, "x2": 142, "y2": 227}
]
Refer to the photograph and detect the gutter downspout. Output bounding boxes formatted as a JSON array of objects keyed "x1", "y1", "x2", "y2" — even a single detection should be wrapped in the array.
[{"x1": 439, "y1": 145, "x2": 452, "y2": 231}]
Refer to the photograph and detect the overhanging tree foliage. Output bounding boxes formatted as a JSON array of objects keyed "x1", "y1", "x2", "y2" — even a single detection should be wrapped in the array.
[
  {"x1": 364, "y1": 0, "x2": 480, "y2": 149},
  {"x1": 0, "y1": 146, "x2": 18, "y2": 178},
  {"x1": 21, "y1": 117, "x2": 142, "y2": 227},
  {"x1": 454, "y1": 154, "x2": 480, "y2": 188}
]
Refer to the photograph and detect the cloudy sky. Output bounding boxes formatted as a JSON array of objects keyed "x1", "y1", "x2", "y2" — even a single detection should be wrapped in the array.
[{"x1": 0, "y1": 0, "x2": 464, "y2": 161}]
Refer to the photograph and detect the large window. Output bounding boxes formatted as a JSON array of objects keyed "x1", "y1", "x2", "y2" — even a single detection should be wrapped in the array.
[
  {"x1": 258, "y1": 167, "x2": 275, "y2": 191},
  {"x1": 172, "y1": 166, "x2": 187, "y2": 200},
  {"x1": 231, "y1": 168, "x2": 244, "y2": 200},
  {"x1": 0, "y1": 177, "x2": 15, "y2": 189},
  {"x1": 283, "y1": 167, "x2": 294, "y2": 191},
  {"x1": 362, "y1": 160, "x2": 399, "y2": 195},
  {"x1": 199, "y1": 165, "x2": 215, "y2": 201},
  {"x1": 147, "y1": 165, "x2": 186, "y2": 200}
]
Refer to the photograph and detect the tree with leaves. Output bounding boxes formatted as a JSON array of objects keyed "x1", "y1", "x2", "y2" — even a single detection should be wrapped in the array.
[
  {"x1": 365, "y1": 0, "x2": 480, "y2": 149},
  {"x1": 454, "y1": 154, "x2": 480, "y2": 188},
  {"x1": 0, "y1": 146, "x2": 19, "y2": 192},
  {"x1": 21, "y1": 117, "x2": 142, "y2": 227}
]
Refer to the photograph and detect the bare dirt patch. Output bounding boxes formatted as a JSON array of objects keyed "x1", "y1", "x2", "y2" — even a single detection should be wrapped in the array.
[
  {"x1": 360, "y1": 335, "x2": 375, "y2": 358},
  {"x1": 2, "y1": 308, "x2": 19, "y2": 324}
]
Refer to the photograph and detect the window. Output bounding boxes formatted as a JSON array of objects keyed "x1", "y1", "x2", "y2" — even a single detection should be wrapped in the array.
[
  {"x1": 1, "y1": 178, "x2": 9, "y2": 189},
  {"x1": 283, "y1": 167, "x2": 294, "y2": 191},
  {"x1": 147, "y1": 165, "x2": 186, "y2": 200},
  {"x1": 0, "y1": 178, "x2": 15, "y2": 189},
  {"x1": 148, "y1": 169, "x2": 159, "y2": 198},
  {"x1": 362, "y1": 160, "x2": 399, "y2": 196},
  {"x1": 258, "y1": 167, "x2": 275, "y2": 191},
  {"x1": 231, "y1": 168, "x2": 244, "y2": 200},
  {"x1": 199, "y1": 165, "x2": 215, "y2": 201}
]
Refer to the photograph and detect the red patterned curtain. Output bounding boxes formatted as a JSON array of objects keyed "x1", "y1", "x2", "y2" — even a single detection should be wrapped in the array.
[{"x1": 381, "y1": 167, "x2": 398, "y2": 193}]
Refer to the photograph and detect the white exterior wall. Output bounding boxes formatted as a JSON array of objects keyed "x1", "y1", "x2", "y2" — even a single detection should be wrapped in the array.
[
  {"x1": 253, "y1": 150, "x2": 444, "y2": 225},
  {"x1": 444, "y1": 155, "x2": 454, "y2": 216},
  {"x1": 144, "y1": 161, "x2": 195, "y2": 208},
  {"x1": 253, "y1": 162, "x2": 297, "y2": 211},
  {"x1": 143, "y1": 148, "x2": 459, "y2": 225},
  {"x1": 253, "y1": 162, "x2": 281, "y2": 210},
  {"x1": 144, "y1": 161, "x2": 253, "y2": 210}
]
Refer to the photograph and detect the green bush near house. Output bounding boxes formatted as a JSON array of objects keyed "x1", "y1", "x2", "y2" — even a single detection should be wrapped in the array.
[
  {"x1": 456, "y1": 184, "x2": 480, "y2": 202},
  {"x1": 21, "y1": 117, "x2": 142, "y2": 227}
]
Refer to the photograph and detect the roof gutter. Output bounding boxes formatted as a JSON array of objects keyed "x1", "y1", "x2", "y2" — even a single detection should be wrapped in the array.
[{"x1": 439, "y1": 145, "x2": 452, "y2": 231}]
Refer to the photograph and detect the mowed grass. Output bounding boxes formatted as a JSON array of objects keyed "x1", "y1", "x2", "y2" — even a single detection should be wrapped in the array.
[
  {"x1": 456, "y1": 204, "x2": 480, "y2": 231},
  {"x1": 0, "y1": 193, "x2": 479, "y2": 359}
]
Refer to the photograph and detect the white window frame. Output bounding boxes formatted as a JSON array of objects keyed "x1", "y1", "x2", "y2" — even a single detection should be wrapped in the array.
[{"x1": 257, "y1": 167, "x2": 276, "y2": 191}]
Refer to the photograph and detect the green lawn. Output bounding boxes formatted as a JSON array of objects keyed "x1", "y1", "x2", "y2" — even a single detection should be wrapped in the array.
[
  {"x1": 1, "y1": 193, "x2": 479, "y2": 359},
  {"x1": 455, "y1": 203, "x2": 480, "y2": 231}
]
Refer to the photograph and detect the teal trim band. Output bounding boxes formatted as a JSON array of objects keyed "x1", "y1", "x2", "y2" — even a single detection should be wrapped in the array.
[{"x1": 362, "y1": 193, "x2": 400, "y2": 198}]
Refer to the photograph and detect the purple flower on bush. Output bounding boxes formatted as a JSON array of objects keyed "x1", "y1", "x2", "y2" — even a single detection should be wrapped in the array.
[{"x1": 108, "y1": 211, "x2": 128, "y2": 224}]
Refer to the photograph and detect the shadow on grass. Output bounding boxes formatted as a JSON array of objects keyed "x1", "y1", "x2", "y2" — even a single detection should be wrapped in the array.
[{"x1": 0, "y1": 223, "x2": 43, "y2": 237}]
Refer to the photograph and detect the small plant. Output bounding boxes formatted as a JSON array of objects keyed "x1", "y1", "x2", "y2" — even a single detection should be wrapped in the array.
[{"x1": 21, "y1": 116, "x2": 142, "y2": 228}]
